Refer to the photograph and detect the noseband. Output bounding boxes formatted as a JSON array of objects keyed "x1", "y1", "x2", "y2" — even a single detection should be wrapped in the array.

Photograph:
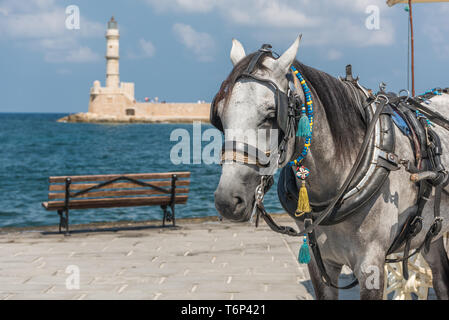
[{"x1": 210, "y1": 44, "x2": 301, "y2": 167}]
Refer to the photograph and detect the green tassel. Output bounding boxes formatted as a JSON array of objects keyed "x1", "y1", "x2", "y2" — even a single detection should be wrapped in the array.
[
  {"x1": 296, "y1": 113, "x2": 311, "y2": 137},
  {"x1": 298, "y1": 236, "x2": 311, "y2": 264}
]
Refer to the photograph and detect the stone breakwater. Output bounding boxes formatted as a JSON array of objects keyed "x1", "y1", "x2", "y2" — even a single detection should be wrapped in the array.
[
  {"x1": 57, "y1": 112, "x2": 210, "y2": 123},
  {"x1": 59, "y1": 102, "x2": 211, "y2": 123}
]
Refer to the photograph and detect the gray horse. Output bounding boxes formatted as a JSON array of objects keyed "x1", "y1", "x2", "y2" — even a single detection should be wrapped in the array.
[{"x1": 213, "y1": 36, "x2": 449, "y2": 299}]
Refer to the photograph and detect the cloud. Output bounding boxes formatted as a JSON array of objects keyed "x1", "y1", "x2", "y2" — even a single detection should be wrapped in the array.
[
  {"x1": 327, "y1": 49, "x2": 342, "y2": 61},
  {"x1": 0, "y1": 0, "x2": 103, "y2": 63},
  {"x1": 139, "y1": 39, "x2": 156, "y2": 57},
  {"x1": 146, "y1": 0, "x2": 395, "y2": 48},
  {"x1": 421, "y1": 4, "x2": 449, "y2": 57},
  {"x1": 221, "y1": 1, "x2": 321, "y2": 28},
  {"x1": 44, "y1": 46, "x2": 100, "y2": 63},
  {"x1": 144, "y1": 0, "x2": 215, "y2": 13},
  {"x1": 127, "y1": 38, "x2": 157, "y2": 59},
  {"x1": 172, "y1": 23, "x2": 215, "y2": 61}
]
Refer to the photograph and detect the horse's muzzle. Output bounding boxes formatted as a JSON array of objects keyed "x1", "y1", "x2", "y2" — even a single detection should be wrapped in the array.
[{"x1": 214, "y1": 187, "x2": 252, "y2": 222}]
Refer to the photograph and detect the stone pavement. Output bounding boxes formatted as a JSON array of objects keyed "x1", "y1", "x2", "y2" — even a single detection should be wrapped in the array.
[{"x1": 0, "y1": 215, "x2": 324, "y2": 300}]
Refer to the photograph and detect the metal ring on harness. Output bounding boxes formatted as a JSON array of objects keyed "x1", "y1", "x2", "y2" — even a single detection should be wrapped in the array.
[{"x1": 399, "y1": 89, "x2": 410, "y2": 101}]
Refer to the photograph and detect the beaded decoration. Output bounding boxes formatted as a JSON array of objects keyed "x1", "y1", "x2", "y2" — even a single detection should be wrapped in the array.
[
  {"x1": 289, "y1": 66, "x2": 314, "y2": 264},
  {"x1": 289, "y1": 66, "x2": 314, "y2": 167},
  {"x1": 422, "y1": 88, "x2": 442, "y2": 96},
  {"x1": 415, "y1": 110, "x2": 434, "y2": 128}
]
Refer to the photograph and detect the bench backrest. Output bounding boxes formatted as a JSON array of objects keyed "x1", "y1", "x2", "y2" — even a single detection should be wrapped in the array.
[{"x1": 45, "y1": 172, "x2": 190, "y2": 210}]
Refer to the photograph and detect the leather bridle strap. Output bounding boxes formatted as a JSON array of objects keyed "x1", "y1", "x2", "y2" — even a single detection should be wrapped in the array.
[
  {"x1": 306, "y1": 215, "x2": 359, "y2": 290},
  {"x1": 222, "y1": 141, "x2": 272, "y2": 167}
]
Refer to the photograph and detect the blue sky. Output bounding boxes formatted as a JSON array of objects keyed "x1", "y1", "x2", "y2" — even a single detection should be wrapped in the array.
[{"x1": 0, "y1": 0, "x2": 448, "y2": 113}]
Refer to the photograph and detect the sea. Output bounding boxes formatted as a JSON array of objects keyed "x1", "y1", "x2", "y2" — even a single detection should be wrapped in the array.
[{"x1": 0, "y1": 113, "x2": 283, "y2": 228}]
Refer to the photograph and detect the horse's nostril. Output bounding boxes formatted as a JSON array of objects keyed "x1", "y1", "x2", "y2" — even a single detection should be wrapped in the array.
[
  {"x1": 235, "y1": 196, "x2": 244, "y2": 206},
  {"x1": 234, "y1": 196, "x2": 246, "y2": 213}
]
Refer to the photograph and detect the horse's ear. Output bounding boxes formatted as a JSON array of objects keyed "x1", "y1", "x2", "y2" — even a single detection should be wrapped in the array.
[
  {"x1": 230, "y1": 38, "x2": 246, "y2": 66},
  {"x1": 274, "y1": 34, "x2": 302, "y2": 74}
]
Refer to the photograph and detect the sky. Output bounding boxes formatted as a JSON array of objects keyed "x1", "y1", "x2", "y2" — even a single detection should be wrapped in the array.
[{"x1": 0, "y1": 0, "x2": 448, "y2": 113}]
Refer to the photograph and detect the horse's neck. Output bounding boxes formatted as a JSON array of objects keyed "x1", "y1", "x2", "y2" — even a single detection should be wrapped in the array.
[{"x1": 300, "y1": 83, "x2": 364, "y2": 202}]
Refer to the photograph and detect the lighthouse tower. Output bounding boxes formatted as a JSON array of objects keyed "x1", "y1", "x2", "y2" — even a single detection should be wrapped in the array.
[
  {"x1": 87, "y1": 17, "x2": 137, "y2": 117},
  {"x1": 105, "y1": 16, "x2": 120, "y2": 88}
]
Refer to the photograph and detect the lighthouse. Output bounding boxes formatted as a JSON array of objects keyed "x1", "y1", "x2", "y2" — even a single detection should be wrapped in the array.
[
  {"x1": 83, "y1": 16, "x2": 209, "y2": 121},
  {"x1": 105, "y1": 16, "x2": 120, "y2": 88},
  {"x1": 88, "y1": 16, "x2": 135, "y2": 116}
]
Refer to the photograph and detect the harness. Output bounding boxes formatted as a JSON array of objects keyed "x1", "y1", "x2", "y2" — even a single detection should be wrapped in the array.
[{"x1": 210, "y1": 44, "x2": 449, "y2": 290}]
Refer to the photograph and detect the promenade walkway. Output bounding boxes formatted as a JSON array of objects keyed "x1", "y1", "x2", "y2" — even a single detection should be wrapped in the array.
[{"x1": 0, "y1": 215, "x2": 324, "y2": 300}]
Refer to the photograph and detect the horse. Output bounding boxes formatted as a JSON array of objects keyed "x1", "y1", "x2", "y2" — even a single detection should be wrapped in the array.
[{"x1": 211, "y1": 36, "x2": 449, "y2": 300}]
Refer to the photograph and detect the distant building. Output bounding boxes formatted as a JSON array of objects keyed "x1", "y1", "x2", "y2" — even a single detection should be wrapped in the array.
[{"x1": 62, "y1": 17, "x2": 210, "y2": 123}]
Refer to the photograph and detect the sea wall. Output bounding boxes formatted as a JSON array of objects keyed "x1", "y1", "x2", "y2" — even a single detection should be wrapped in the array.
[{"x1": 58, "y1": 102, "x2": 211, "y2": 123}]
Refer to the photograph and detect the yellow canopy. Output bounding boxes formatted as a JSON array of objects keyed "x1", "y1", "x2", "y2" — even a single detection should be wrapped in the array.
[{"x1": 387, "y1": 0, "x2": 449, "y2": 6}]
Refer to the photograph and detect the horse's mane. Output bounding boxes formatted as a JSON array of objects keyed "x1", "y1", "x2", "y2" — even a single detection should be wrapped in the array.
[
  {"x1": 294, "y1": 61, "x2": 366, "y2": 158},
  {"x1": 214, "y1": 53, "x2": 366, "y2": 159}
]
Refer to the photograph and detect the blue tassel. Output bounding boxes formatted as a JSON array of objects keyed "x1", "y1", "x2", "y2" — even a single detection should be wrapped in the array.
[
  {"x1": 296, "y1": 113, "x2": 311, "y2": 137},
  {"x1": 298, "y1": 236, "x2": 311, "y2": 264}
]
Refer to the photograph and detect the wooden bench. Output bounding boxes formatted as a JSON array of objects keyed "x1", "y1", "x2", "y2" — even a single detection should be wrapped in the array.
[{"x1": 42, "y1": 172, "x2": 190, "y2": 234}]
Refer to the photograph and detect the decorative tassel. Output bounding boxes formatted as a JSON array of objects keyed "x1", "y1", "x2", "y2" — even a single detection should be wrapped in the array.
[
  {"x1": 295, "y1": 180, "x2": 311, "y2": 216},
  {"x1": 298, "y1": 236, "x2": 311, "y2": 264},
  {"x1": 296, "y1": 106, "x2": 311, "y2": 137}
]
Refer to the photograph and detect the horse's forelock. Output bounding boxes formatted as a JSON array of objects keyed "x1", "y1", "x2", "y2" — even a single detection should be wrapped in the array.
[{"x1": 214, "y1": 52, "x2": 273, "y2": 109}]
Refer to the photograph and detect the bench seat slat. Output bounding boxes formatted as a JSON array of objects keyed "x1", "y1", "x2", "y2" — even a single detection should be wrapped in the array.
[
  {"x1": 42, "y1": 195, "x2": 188, "y2": 211},
  {"x1": 49, "y1": 172, "x2": 191, "y2": 183},
  {"x1": 48, "y1": 188, "x2": 189, "y2": 200},
  {"x1": 49, "y1": 180, "x2": 190, "y2": 192}
]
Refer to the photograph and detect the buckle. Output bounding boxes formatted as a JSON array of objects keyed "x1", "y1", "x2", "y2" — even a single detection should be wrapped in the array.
[
  {"x1": 259, "y1": 44, "x2": 272, "y2": 52},
  {"x1": 378, "y1": 150, "x2": 399, "y2": 165},
  {"x1": 409, "y1": 216, "x2": 423, "y2": 236},
  {"x1": 431, "y1": 217, "x2": 443, "y2": 235},
  {"x1": 304, "y1": 218, "x2": 313, "y2": 230}
]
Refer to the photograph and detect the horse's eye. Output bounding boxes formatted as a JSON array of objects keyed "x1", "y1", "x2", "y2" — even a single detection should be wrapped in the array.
[
  {"x1": 259, "y1": 112, "x2": 275, "y2": 127},
  {"x1": 265, "y1": 112, "x2": 276, "y2": 121}
]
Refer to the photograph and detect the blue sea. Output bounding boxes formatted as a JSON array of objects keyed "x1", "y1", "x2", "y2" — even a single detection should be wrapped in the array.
[{"x1": 0, "y1": 113, "x2": 283, "y2": 228}]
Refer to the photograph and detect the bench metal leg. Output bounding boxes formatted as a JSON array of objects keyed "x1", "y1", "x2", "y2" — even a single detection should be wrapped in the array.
[
  {"x1": 58, "y1": 210, "x2": 64, "y2": 234},
  {"x1": 167, "y1": 174, "x2": 177, "y2": 227},
  {"x1": 65, "y1": 209, "x2": 70, "y2": 236},
  {"x1": 161, "y1": 205, "x2": 167, "y2": 227},
  {"x1": 57, "y1": 209, "x2": 70, "y2": 235},
  {"x1": 63, "y1": 178, "x2": 72, "y2": 236},
  {"x1": 161, "y1": 205, "x2": 175, "y2": 227},
  {"x1": 171, "y1": 203, "x2": 176, "y2": 227}
]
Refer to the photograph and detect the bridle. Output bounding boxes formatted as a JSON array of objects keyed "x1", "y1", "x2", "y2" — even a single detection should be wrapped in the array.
[{"x1": 210, "y1": 44, "x2": 301, "y2": 167}]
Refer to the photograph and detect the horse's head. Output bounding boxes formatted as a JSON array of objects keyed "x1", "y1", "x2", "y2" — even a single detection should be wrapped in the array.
[{"x1": 212, "y1": 36, "x2": 302, "y2": 222}]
